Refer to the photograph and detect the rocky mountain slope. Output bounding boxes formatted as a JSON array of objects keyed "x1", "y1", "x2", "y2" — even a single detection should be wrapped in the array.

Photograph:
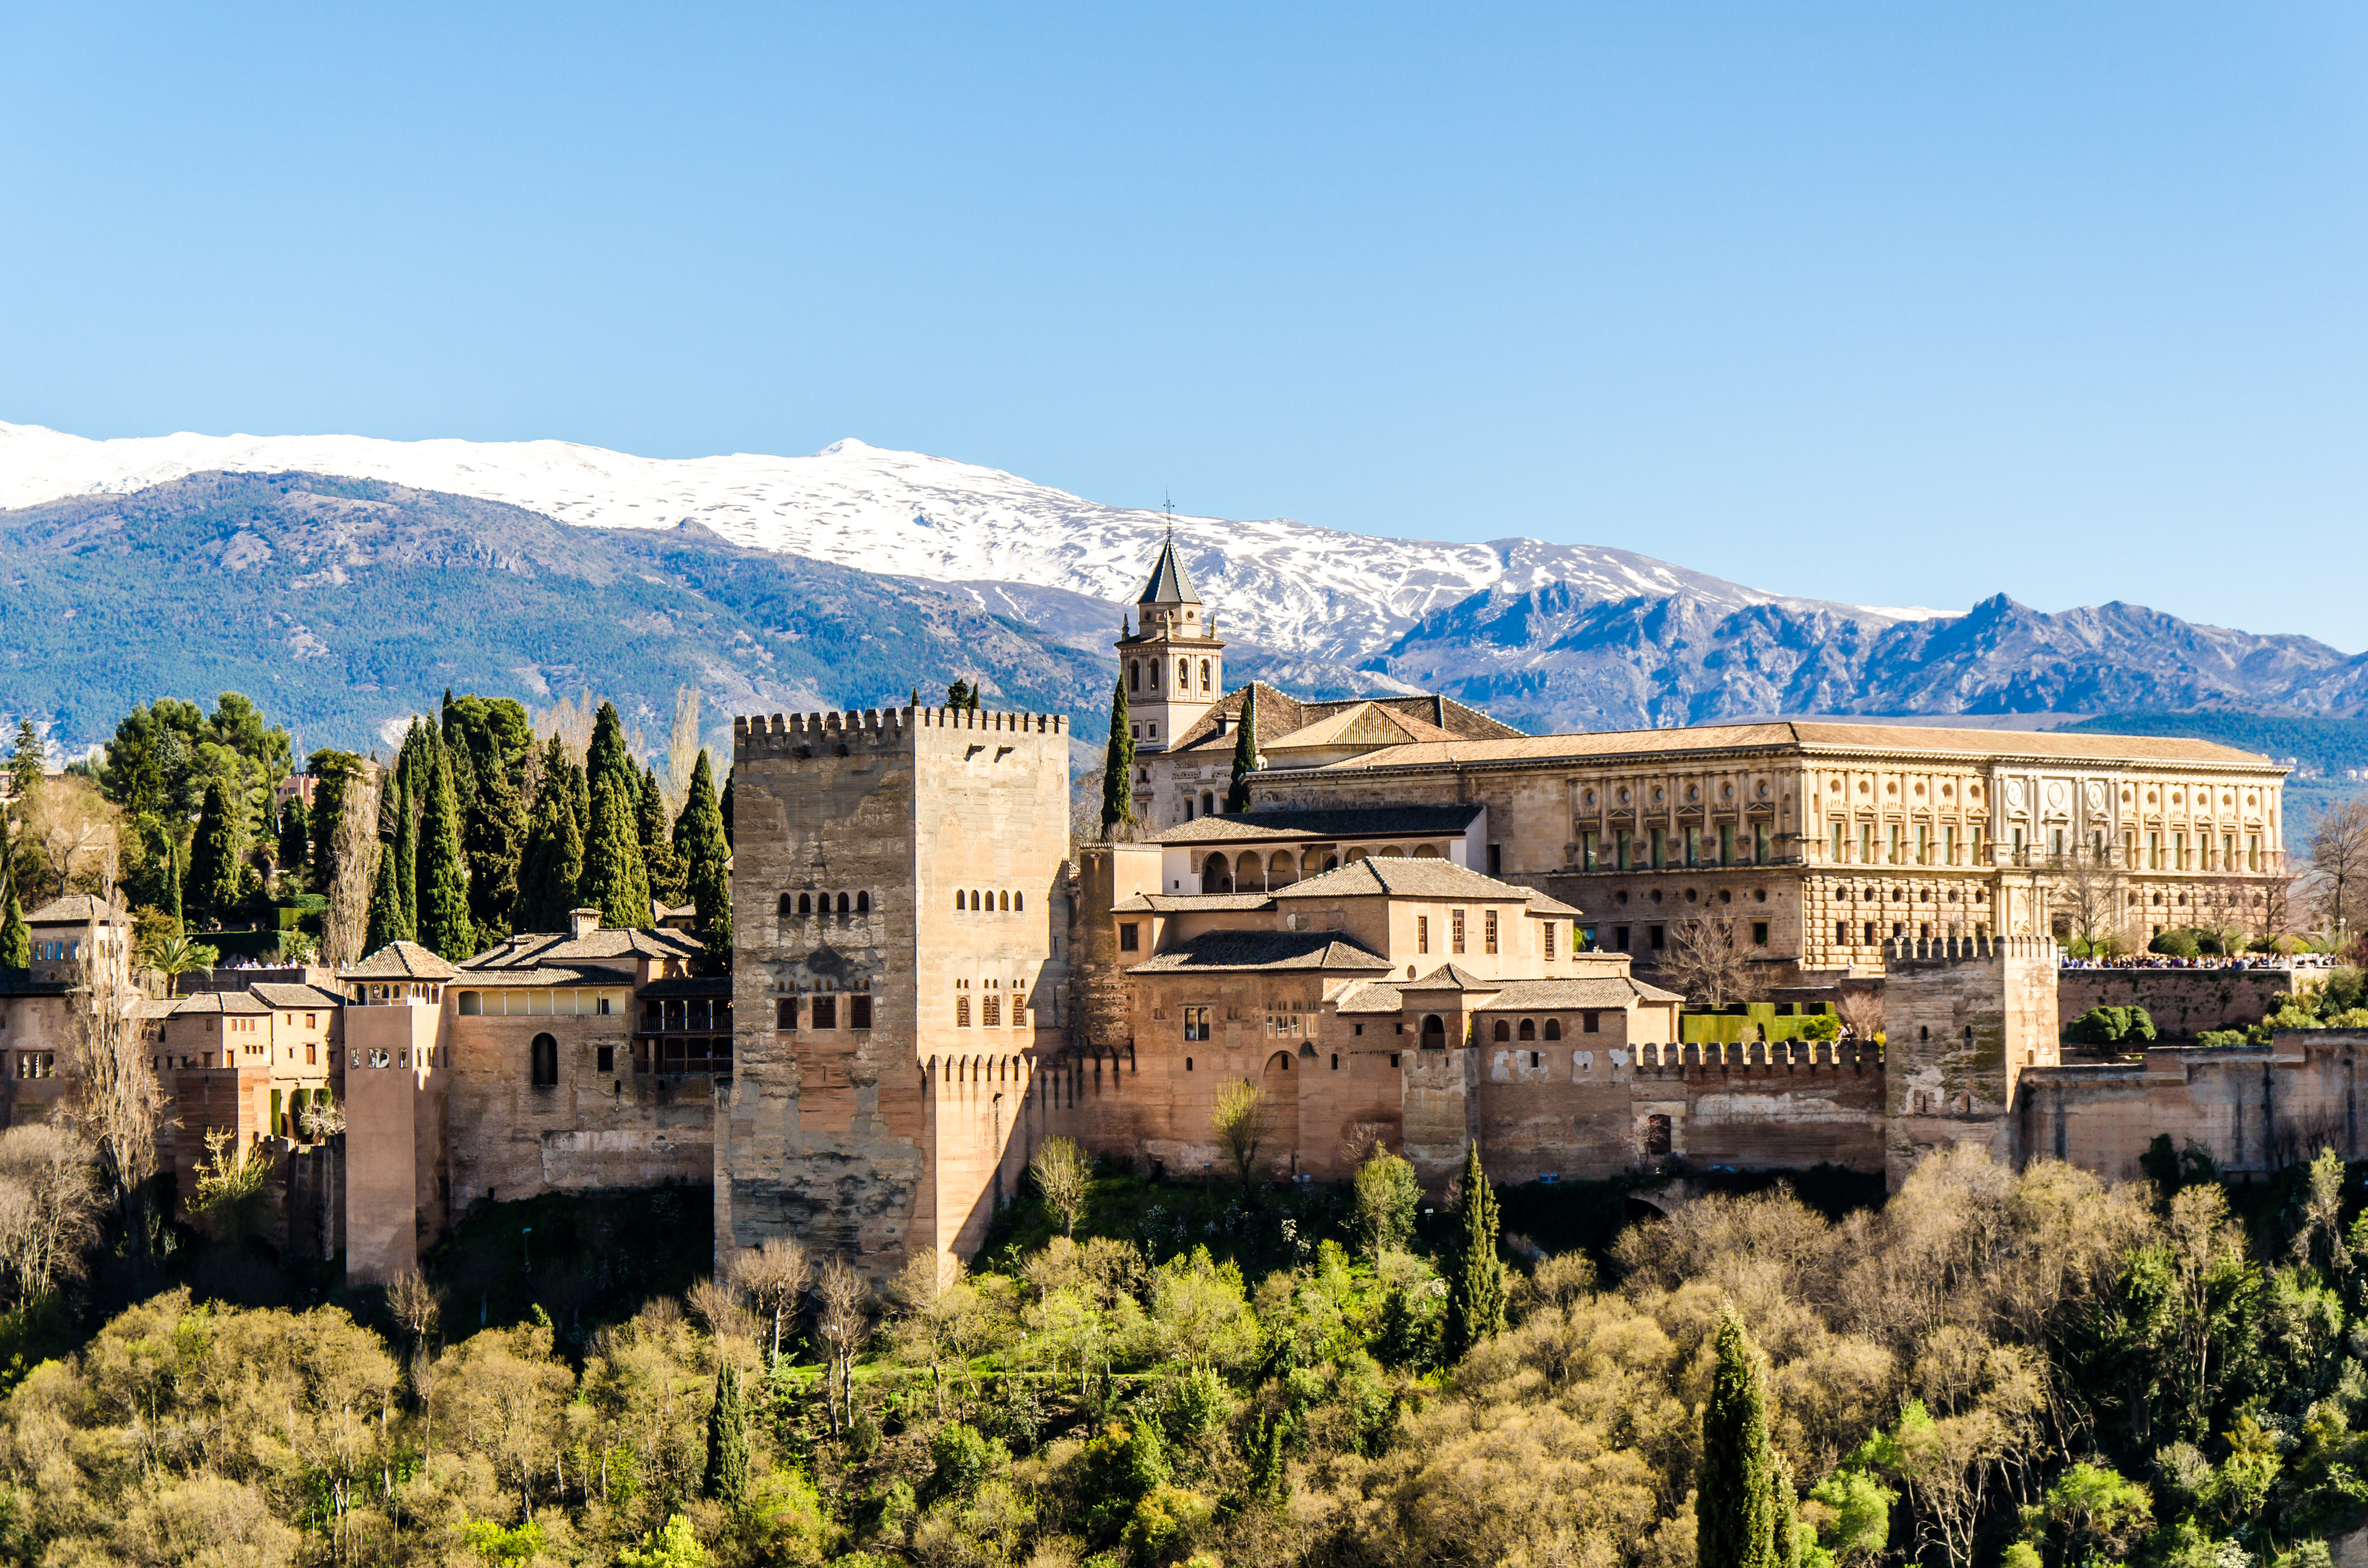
[
  {"x1": 0, "y1": 422, "x2": 1930, "y2": 660},
  {"x1": 0, "y1": 472, "x2": 1113, "y2": 751}
]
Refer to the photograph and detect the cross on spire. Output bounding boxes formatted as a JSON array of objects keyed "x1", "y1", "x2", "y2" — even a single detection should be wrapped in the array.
[{"x1": 1162, "y1": 490, "x2": 1177, "y2": 540}]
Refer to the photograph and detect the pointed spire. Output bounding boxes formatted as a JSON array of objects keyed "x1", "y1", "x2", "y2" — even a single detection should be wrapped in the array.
[{"x1": 1136, "y1": 533, "x2": 1201, "y2": 607}]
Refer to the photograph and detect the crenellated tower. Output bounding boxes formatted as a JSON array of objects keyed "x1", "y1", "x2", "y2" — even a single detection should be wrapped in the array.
[{"x1": 1115, "y1": 534, "x2": 1223, "y2": 753}]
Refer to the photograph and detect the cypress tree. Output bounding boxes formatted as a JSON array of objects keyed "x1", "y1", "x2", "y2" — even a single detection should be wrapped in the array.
[
  {"x1": 638, "y1": 766, "x2": 686, "y2": 909},
  {"x1": 1100, "y1": 676, "x2": 1133, "y2": 839},
  {"x1": 1226, "y1": 685, "x2": 1263, "y2": 812},
  {"x1": 585, "y1": 701, "x2": 633, "y2": 801},
  {"x1": 364, "y1": 818, "x2": 406, "y2": 954},
  {"x1": 463, "y1": 740, "x2": 526, "y2": 941},
  {"x1": 277, "y1": 794, "x2": 310, "y2": 886},
  {"x1": 674, "y1": 751, "x2": 731, "y2": 968},
  {"x1": 583, "y1": 768, "x2": 649, "y2": 930},
  {"x1": 718, "y1": 772, "x2": 734, "y2": 851},
  {"x1": 1443, "y1": 1138, "x2": 1505, "y2": 1361},
  {"x1": 415, "y1": 749, "x2": 475, "y2": 961},
  {"x1": 393, "y1": 744, "x2": 419, "y2": 939},
  {"x1": 703, "y1": 1361, "x2": 751, "y2": 1506},
  {"x1": 186, "y1": 779, "x2": 241, "y2": 929},
  {"x1": 567, "y1": 753, "x2": 591, "y2": 861},
  {"x1": 1772, "y1": 1458, "x2": 1801, "y2": 1568},
  {"x1": 1698, "y1": 1310, "x2": 1779, "y2": 1568},
  {"x1": 8, "y1": 718, "x2": 42, "y2": 810},
  {"x1": 161, "y1": 836, "x2": 183, "y2": 929},
  {"x1": 0, "y1": 887, "x2": 27, "y2": 970},
  {"x1": 516, "y1": 738, "x2": 586, "y2": 933}
]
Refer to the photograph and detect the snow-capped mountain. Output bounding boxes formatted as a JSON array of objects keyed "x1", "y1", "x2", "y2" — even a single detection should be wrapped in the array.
[{"x1": 0, "y1": 422, "x2": 1939, "y2": 658}]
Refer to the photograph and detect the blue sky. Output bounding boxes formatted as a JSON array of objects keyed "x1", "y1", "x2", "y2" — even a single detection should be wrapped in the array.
[{"x1": 5, "y1": 3, "x2": 2364, "y2": 648}]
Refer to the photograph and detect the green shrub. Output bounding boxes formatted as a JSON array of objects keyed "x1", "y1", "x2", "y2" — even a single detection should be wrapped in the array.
[{"x1": 2150, "y1": 929, "x2": 2202, "y2": 959}]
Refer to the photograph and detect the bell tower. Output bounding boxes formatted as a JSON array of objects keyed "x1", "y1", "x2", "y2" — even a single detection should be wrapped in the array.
[{"x1": 1116, "y1": 531, "x2": 1223, "y2": 753}]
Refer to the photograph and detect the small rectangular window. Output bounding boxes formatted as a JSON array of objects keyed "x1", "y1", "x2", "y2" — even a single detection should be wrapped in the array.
[
  {"x1": 1752, "y1": 921, "x2": 1769, "y2": 946},
  {"x1": 1543, "y1": 921, "x2": 1556, "y2": 959},
  {"x1": 1119, "y1": 922, "x2": 1140, "y2": 952},
  {"x1": 1484, "y1": 909, "x2": 1498, "y2": 955},
  {"x1": 1614, "y1": 925, "x2": 1631, "y2": 952},
  {"x1": 1183, "y1": 1005, "x2": 1210, "y2": 1042},
  {"x1": 1648, "y1": 924, "x2": 1665, "y2": 951},
  {"x1": 1864, "y1": 921, "x2": 1877, "y2": 945},
  {"x1": 596, "y1": 1044, "x2": 615, "y2": 1073},
  {"x1": 851, "y1": 994, "x2": 873, "y2": 1030},
  {"x1": 1418, "y1": 915, "x2": 1430, "y2": 954},
  {"x1": 1452, "y1": 909, "x2": 1466, "y2": 954},
  {"x1": 1582, "y1": 1011, "x2": 1600, "y2": 1034},
  {"x1": 812, "y1": 994, "x2": 837, "y2": 1030},
  {"x1": 776, "y1": 996, "x2": 798, "y2": 1030}
]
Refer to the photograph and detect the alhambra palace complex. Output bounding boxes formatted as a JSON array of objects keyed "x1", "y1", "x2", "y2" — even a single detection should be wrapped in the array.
[{"x1": 2, "y1": 542, "x2": 2352, "y2": 1285}]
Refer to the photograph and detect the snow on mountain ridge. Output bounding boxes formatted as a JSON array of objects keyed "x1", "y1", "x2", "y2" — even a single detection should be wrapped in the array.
[{"x1": 0, "y1": 420, "x2": 1931, "y2": 658}]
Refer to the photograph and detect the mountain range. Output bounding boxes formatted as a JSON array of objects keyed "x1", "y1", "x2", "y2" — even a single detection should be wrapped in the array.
[{"x1": 2, "y1": 421, "x2": 2363, "y2": 756}]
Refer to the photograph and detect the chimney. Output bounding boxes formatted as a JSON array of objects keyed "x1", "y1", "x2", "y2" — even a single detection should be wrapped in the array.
[{"x1": 568, "y1": 907, "x2": 601, "y2": 940}]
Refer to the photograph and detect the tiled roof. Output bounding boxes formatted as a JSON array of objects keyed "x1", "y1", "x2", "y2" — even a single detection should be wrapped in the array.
[
  {"x1": 1478, "y1": 977, "x2": 1685, "y2": 1009},
  {"x1": 1167, "y1": 684, "x2": 1522, "y2": 757},
  {"x1": 454, "y1": 965, "x2": 636, "y2": 988},
  {"x1": 1270, "y1": 720, "x2": 2280, "y2": 775},
  {"x1": 1129, "y1": 930, "x2": 1392, "y2": 974},
  {"x1": 25, "y1": 895, "x2": 129, "y2": 926},
  {"x1": 1110, "y1": 893, "x2": 1278, "y2": 913},
  {"x1": 340, "y1": 941, "x2": 463, "y2": 981},
  {"x1": 1151, "y1": 805, "x2": 1483, "y2": 845},
  {"x1": 1403, "y1": 963, "x2": 1496, "y2": 991},
  {"x1": 247, "y1": 983, "x2": 345, "y2": 1009},
  {"x1": 1525, "y1": 893, "x2": 1583, "y2": 918},
  {"x1": 1333, "y1": 982, "x2": 1406, "y2": 1013},
  {"x1": 461, "y1": 926, "x2": 699, "y2": 975},
  {"x1": 1136, "y1": 538, "x2": 1201, "y2": 605},
  {"x1": 1263, "y1": 702, "x2": 1462, "y2": 752},
  {"x1": 171, "y1": 990, "x2": 274, "y2": 1016},
  {"x1": 1270, "y1": 858, "x2": 1544, "y2": 902}
]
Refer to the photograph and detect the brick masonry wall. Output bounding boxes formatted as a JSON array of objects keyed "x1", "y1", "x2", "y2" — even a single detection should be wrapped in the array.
[
  {"x1": 443, "y1": 1012, "x2": 706, "y2": 1207},
  {"x1": 2058, "y1": 969, "x2": 2308, "y2": 1040}
]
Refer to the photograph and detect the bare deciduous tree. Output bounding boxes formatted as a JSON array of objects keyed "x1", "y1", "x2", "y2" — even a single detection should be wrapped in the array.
[
  {"x1": 0, "y1": 1123, "x2": 100, "y2": 1306},
  {"x1": 1659, "y1": 917, "x2": 1758, "y2": 1008},
  {"x1": 324, "y1": 772, "x2": 380, "y2": 968},
  {"x1": 654, "y1": 686, "x2": 704, "y2": 823},
  {"x1": 813, "y1": 1257, "x2": 870, "y2": 1437},
  {"x1": 1836, "y1": 989, "x2": 1885, "y2": 1043},
  {"x1": 2305, "y1": 797, "x2": 2368, "y2": 945},
  {"x1": 1211, "y1": 1078, "x2": 1275, "y2": 1190},
  {"x1": 2047, "y1": 844, "x2": 2125, "y2": 954},
  {"x1": 1028, "y1": 1136, "x2": 1092, "y2": 1238},
  {"x1": 66, "y1": 870, "x2": 163, "y2": 1269},
  {"x1": 728, "y1": 1236, "x2": 812, "y2": 1364}
]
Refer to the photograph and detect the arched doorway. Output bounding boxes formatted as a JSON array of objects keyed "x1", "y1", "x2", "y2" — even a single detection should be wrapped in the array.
[{"x1": 1421, "y1": 1014, "x2": 1446, "y2": 1047}]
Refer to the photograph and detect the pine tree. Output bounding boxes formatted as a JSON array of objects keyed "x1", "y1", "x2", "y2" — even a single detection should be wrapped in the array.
[
  {"x1": 186, "y1": 779, "x2": 242, "y2": 929},
  {"x1": 416, "y1": 749, "x2": 475, "y2": 961},
  {"x1": 516, "y1": 737, "x2": 586, "y2": 933},
  {"x1": 0, "y1": 887, "x2": 28, "y2": 970},
  {"x1": 277, "y1": 793, "x2": 310, "y2": 886},
  {"x1": 674, "y1": 752, "x2": 731, "y2": 969},
  {"x1": 702, "y1": 1361, "x2": 751, "y2": 1506},
  {"x1": 1226, "y1": 685, "x2": 1262, "y2": 812},
  {"x1": 1100, "y1": 676, "x2": 1134, "y2": 839},
  {"x1": 1698, "y1": 1310, "x2": 1779, "y2": 1568},
  {"x1": 1443, "y1": 1138, "x2": 1505, "y2": 1361},
  {"x1": 463, "y1": 740, "x2": 526, "y2": 941},
  {"x1": 583, "y1": 768, "x2": 650, "y2": 930},
  {"x1": 638, "y1": 766, "x2": 686, "y2": 909}
]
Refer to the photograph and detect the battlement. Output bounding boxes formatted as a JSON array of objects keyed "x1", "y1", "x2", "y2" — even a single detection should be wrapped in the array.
[
  {"x1": 734, "y1": 705, "x2": 1068, "y2": 758},
  {"x1": 1882, "y1": 933, "x2": 2054, "y2": 967},
  {"x1": 1631, "y1": 1039, "x2": 1880, "y2": 1071}
]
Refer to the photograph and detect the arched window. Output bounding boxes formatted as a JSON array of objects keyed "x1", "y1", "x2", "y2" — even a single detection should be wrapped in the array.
[
  {"x1": 837, "y1": 893, "x2": 850, "y2": 914},
  {"x1": 1543, "y1": 1018, "x2": 1563, "y2": 1041},
  {"x1": 857, "y1": 890, "x2": 870, "y2": 914},
  {"x1": 798, "y1": 893, "x2": 812, "y2": 915},
  {"x1": 1200, "y1": 660, "x2": 1211, "y2": 690},
  {"x1": 1518, "y1": 1019, "x2": 1536, "y2": 1041},
  {"x1": 776, "y1": 894, "x2": 793, "y2": 917},
  {"x1": 1492, "y1": 1019, "x2": 1510, "y2": 1042},
  {"x1": 953, "y1": 891, "x2": 964, "y2": 912},
  {"x1": 1203, "y1": 853, "x2": 1233, "y2": 894},
  {"x1": 1235, "y1": 852, "x2": 1266, "y2": 893},
  {"x1": 1177, "y1": 658, "x2": 1189, "y2": 688},
  {"x1": 531, "y1": 1033, "x2": 558, "y2": 1088},
  {"x1": 1014, "y1": 892, "x2": 1024, "y2": 911},
  {"x1": 1128, "y1": 661, "x2": 1140, "y2": 692},
  {"x1": 1000, "y1": 890, "x2": 1010, "y2": 911},
  {"x1": 1421, "y1": 1014, "x2": 1446, "y2": 1045}
]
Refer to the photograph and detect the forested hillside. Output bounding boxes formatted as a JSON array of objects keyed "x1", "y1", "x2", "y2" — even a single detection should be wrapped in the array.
[{"x1": 7, "y1": 1142, "x2": 2367, "y2": 1568}]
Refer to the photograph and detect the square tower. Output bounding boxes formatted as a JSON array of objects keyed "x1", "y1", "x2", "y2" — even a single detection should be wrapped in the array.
[
  {"x1": 722, "y1": 704, "x2": 1072, "y2": 1278},
  {"x1": 1116, "y1": 537, "x2": 1223, "y2": 754},
  {"x1": 1880, "y1": 933, "x2": 2059, "y2": 1187}
]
